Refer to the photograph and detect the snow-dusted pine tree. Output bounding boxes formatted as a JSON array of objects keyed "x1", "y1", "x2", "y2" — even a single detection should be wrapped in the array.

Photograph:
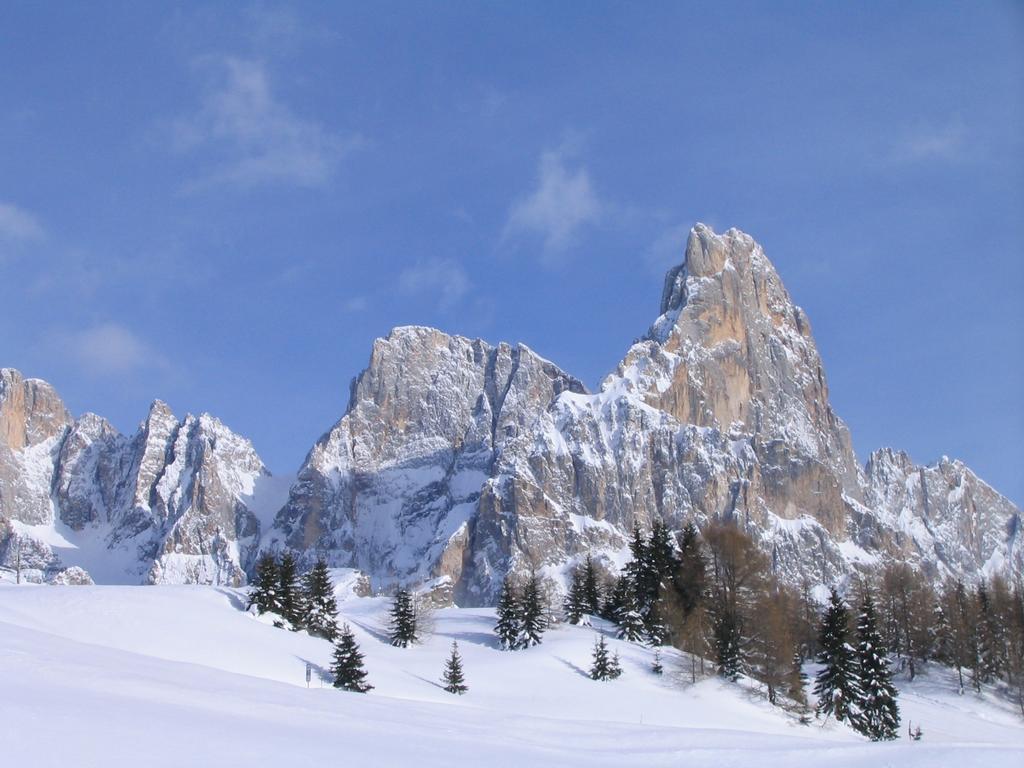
[
  {"x1": 652, "y1": 648, "x2": 664, "y2": 675},
  {"x1": 519, "y1": 573, "x2": 548, "y2": 647},
  {"x1": 609, "y1": 650, "x2": 622, "y2": 679},
  {"x1": 389, "y1": 588, "x2": 418, "y2": 648},
  {"x1": 590, "y1": 635, "x2": 614, "y2": 680},
  {"x1": 247, "y1": 552, "x2": 280, "y2": 616},
  {"x1": 564, "y1": 567, "x2": 588, "y2": 625},
  {"x1": 713, "y1": 609, "x2": 742, "y2": 681},
  {"x1": 331, "y1": 623, "x2": 373, "y2": 693},
  {"x1": 494, "y1": 575, "x2": 522, "y2": 650},
  {"x1": 616, "y1": 587, "x2": 646, "y2": 643},
  {"x1": 442, "y1": 641, "x2": 468, "y2": 694},
  {"x1": 854, "y1": 593, "x2": 900, "y2": 740},
  {"x1": 277, "y1": 551, "x2": 304, "y2": 631},
  {"x1": 581, "y1": 554, "x2": 602, "y2": 617},
  {"x1": 813, "y1": 589, "x2": 860, "y2": 724},
  {"x1": 301, "y1": 557, "x2": 339, "y2": 641}
]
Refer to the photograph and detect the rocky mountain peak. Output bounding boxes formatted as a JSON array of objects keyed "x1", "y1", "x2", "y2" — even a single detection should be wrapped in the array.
[{"x1": 0, "y1": 367, "x2": 73, "y2": 451}]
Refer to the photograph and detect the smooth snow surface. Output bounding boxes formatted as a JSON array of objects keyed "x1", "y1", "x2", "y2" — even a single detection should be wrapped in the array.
[{"x1": 1, "y1": 584, "x2": 1021, "y2": 767}]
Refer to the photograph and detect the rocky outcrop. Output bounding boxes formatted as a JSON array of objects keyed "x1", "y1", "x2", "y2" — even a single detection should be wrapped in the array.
[
  {"x1": 270, "y1": 224, "x2": 1020, "y2": 603},
  {"x1": 270, "y1": 327, "x2": 586, "y2": 596},
  {"x1": 0, "y1": 370, "x2": 272, "y2": 585}
]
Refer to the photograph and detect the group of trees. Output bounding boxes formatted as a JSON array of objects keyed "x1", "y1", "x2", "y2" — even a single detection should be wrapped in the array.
[
  {"x1": 249, "y1": 553, "x2": 340, "y2": 640},
  {"x1": 250, "y1": 560, "x2": 468, "y2": 695},
  {"x1": 252, "y1": 529, "x2": 1024, "y2": 727},
  {"x1": 814, "y1": 590, "x2": 899, "y2": 740},
  {"x1": 494, "y1": 573, "x2": 550, "y2": 649},
  {"x1": 561, "y1": 519, "x2": 807, "y2": 705},
  {"x1": 249, "y1": 552, "x2": 372, "y2": 691},
  {"x1": 560, "y1": 516, "x2": 1024, "y2": 732},
  {"x1": 875, "y1": 563, "x2": 1024, "y2": 714}
]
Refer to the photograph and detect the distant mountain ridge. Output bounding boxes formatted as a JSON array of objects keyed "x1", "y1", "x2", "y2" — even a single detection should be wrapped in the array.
[{"x1": 1, "y1": 224, "x2": 1019, "y2": 598}]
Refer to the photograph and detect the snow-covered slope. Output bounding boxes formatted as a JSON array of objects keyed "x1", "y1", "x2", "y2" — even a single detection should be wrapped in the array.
[{"x1": 0, "y1": 584, "x2": 1020, "y2": 767}]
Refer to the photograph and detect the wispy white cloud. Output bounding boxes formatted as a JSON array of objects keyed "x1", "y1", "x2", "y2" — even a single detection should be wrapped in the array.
[
  {"x1": 242, "y1": 5, "x2": 337, "y2": 54},
  {"x1": 893, "y1": 121, "x2": 967, "y2": 163},
  {"x1": 342, "y1": 296, "x2": 369, "y2": 313},
  {"x1": 398, "y1": 258, "x2": 471, "y2": 310},
  {"x1": 57, "y1": 323, "x2": 170, "y2": 377},
  {"x1": 172, "y1": 56, "x2": 362, "y2": 189},
  {"x1": 0, "y1": 202, "x2": 45, "y2": 241},
  {"x1": 504, "y1": 150, "x2": 602, "y2": 258}
]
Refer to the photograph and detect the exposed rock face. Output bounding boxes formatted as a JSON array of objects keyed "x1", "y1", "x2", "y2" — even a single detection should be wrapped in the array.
[
  {"x1": 270, "y1": 327, "x2": 586, "y2": 596},
  {"x1": 0, "y1": 371, "x2": 270, "y2": 585},
  {"x1": 270, "y1": 225, "x2": 1021, "y2": 603},
  {"x1": 863, "y1": 448, "x2": 1021, "y2": 581},
  {"x1": 2, "y1": 224, "x2": 1019, "y2": 596},
  {"x1": 0, "y1": 369, "x2": 74, "y2": 526}
]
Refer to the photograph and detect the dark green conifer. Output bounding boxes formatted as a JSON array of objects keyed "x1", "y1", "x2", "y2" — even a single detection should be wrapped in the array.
[
  {"x1": 494, "y1": 575, "x2": 522, "y2": 650},
  {"x1": 389, "y1": 587, "x2": 418, "y2": 647},
  {"x1": 581, "y1": 554, "x2": 602, "y2": 616},
  {"x1": 854, "y1": 593, "x2": 900, "y2": 741},
  {"x1": 564, "y1": 566, "x2": 588, "y2": 625},
  {"x1": 301, "y1": 557, "x2": 339, "y2": 641},
  {"x1": 277, "y1": 551, "x2": 304, "y2": 630},
  {"x1": 442, "y1": 641, "x2": 468, "y2": 694},
  {"x1": 813, "y1": 589, "x2": 861, "y2": 723},
  {"x1": 331, "y1": 623, "x2": 373, "y2": 693},
  {"x1": 590, "y1": 635, "x2": 616, "y2": 681},
  {"x1": 519, "y1": 572, "x2": 548, "y2": 647},
  {"x1": 247, "y1": 552, "x2": 280, "y2": 616}
]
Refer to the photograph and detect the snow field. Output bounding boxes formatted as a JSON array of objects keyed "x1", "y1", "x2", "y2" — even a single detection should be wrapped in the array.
[{"x1": 1, "y1": 584, "x2": 1021, "y2": 767}]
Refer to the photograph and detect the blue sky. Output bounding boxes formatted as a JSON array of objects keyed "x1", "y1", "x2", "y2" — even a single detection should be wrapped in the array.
[{"x1": 1, "y1": 2, "x2": 1021, "y2": 504}]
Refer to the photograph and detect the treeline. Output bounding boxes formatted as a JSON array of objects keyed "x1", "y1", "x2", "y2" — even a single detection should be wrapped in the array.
[{"x1": 557, "y1": 519, "x2": 1024, "y2": 731}]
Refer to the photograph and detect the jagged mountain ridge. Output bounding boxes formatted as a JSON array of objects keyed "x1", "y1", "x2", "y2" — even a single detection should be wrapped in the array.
[
  {"x1": 0, "y1": 369, "x2": 279, "y2": 584},
  {"x1": 1, "y1": 224, "x2": 1019, "y2": 596},
  {"x1": 268, "y1": 224, "x2": 1020, "y2": 603}
]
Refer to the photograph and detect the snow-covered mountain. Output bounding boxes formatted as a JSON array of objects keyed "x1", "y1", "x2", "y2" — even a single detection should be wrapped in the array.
[
  {"x1": 268, "y1": 224, "x2": 1021, "y2": 602},
  {"x1": 1, "y1": 224, "x2": 1019, "y2": 594},
  {"x1": 0, "y1": 369, "x2": 285, "y2": 584}
]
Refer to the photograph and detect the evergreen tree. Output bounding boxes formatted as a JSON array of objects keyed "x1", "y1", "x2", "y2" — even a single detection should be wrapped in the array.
[
  {"x1": 247, "y1": 552, "x2": 280, "y2": 616},
  {"x1": 813, "y1": 589, "x2": 861, "y2": 724},
  {"x1": 616, "y1": 587, "x2": 647, "y2": 642},
  {"x1": 331, "y1": 623, "x2": 373, "y2": 693},
  {"x1": 648, "y1": 519, "x2": 679, "y2": 588},
  {"x1": 581, "y1": 554, "x2": 602, "y2": 616},
  {"x1": 494, "y1": 575, "x2": 522, "y2": 650},
  {"x1": 713, "y1": 608, "x2": 742, "y2": 681},
  {"x1": 442, "y1": 641, "x2": 468, "y2": 694},
  {"x1": 624, "y1": 523, "x2": 650, "y2": 611},
  {"x1": 519, "y1": 572, "x2": 548, "y2": 647},
  {"x1": 652, "y1": 648, "x2": 664, "y2": 675},
  {"x1": 977, "y1": 582, "x2": 1004, "y2": 683},
  {"x1": 609, "y1": 649, "x2": 623, "y2": 679},
  {"x1": 590, "y1": 635, "x2": 617, "y2": 680},
  {"x1": 277, "y1": 551, "x2": 304, "y2": 630},
  {"x1": 389, "y1": 588, "x2": 418, "y2": 648},
  {"x1": 564, "y1": 566, "x2": 588, "y2": 625},
  {"x1": 854, "y1": 592, "x2": 900, "y2": 741},
  {"x1": 301, "y1": 557, "x2": 339, "y2": 641},
  {"x1": 674, "y1": 522, "x2": 707, "y2": 616},
  {"x1": 602, "y1": 576, "x2": 631, "y2": 623}
]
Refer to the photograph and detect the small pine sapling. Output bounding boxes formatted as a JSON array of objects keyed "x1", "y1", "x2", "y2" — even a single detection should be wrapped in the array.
[{"x1": 442, "y1": 641, "x2": 468, "y2": 695}]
